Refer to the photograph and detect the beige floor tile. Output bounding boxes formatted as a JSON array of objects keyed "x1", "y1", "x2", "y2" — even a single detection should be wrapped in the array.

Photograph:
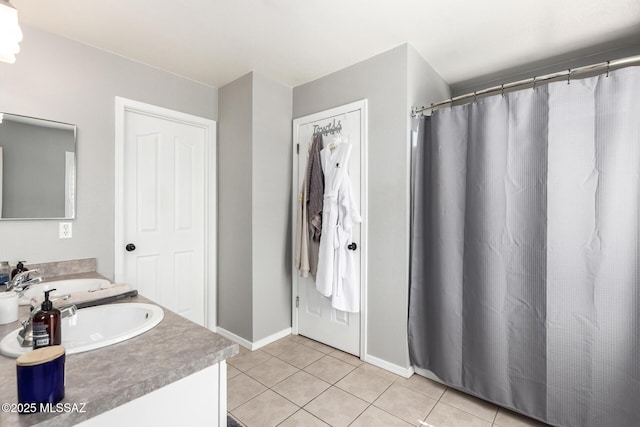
[
  {"x1": 229, "y1": 349, "x2": 274, "y2": 372},
  {"x1": 424, "y1": 402, "x2": 492, "y2": 427},
  {"x1": 359, "y1": 362, "x2": 402, "y2": 382},
  {"x1": 232, "y1": 390, "x2": 298, "y2": 427},
  {"x1": 278, "y1": 409, "x2": 330, "y2": 426},
  {"x1": 245, "y1": 357, "x2": 299, "y2": 387},
  {"x1": 262, "y1": 338, "x2": 301, "y2": 357},
  {"x1": 373, "y1": 383, "x2": 437, "y2": 424},
  {"x1": 227, "y1": 364, "x2": 242, "y2": 379},
  {"x1": 394, "y1": 374, "x2": 447, "y2": 400},
  {"x1": 305, "y1": 387, "x2": 369, "y2": 427},
  {"x1": 335, "y1": 366, "x2": 394, "y2": 403},
  {"x1": 277, "y1": 342, "x2": 324, "y2": 368},
  {"x1": 228, "y1": 373, "x2": 268, "y2": 410},
  {"x1": 439, "y1": 388, "x2": 498, "y2": 422},
  {"x1": 272, "y1": 370, "x2": 331, "y2": 407},
  {"x1": 494, "y1": 408, "x2": 550, "y2": 427},
  {"x1": 301, "y1": 339, "x2": 334, "y2": 354},
  {"x1": 328, "y1": 348, "x2": 363, "y2": 367},
  {"x1": 351, "y1": 405, "x2": 414, "y2": 427},
  {"x1": 303, "y1": 354, "x2": 356, "y2": 384},
  {"x1": 289, "y1": 334, "x2": 312, "y2": 344}
]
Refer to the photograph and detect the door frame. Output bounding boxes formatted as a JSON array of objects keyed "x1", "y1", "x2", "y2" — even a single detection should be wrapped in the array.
[
  {"x1": 291, "y1": 99, "x2": 368, "y2": 358},
  {"x1": 114, "y1": 97, "x2": 217, "y2": 331}
]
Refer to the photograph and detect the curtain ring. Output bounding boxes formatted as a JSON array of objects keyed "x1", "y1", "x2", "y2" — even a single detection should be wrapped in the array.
[
  {"x1": 473, "y1": 92, "x2": 477, "y2": 103},
  {"x1": 606, "y1": 61, "x2": 610, "y2": 78},
  {"x1": 567, "y1": 69, "x2": 571, "y2": 85},
  {"x1": 532, "y1": 76, "x2": 537, "y2": 90}
]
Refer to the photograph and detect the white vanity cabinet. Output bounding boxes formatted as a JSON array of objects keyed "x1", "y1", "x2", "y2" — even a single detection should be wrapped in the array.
[{"x1": 77, "y1": 361, "x2": 227, "y2": 426}]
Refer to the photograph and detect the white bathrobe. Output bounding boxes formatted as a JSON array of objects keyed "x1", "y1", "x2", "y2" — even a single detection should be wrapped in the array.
[{"x1": 315, "y1": 139, "x2": 361, "y2": 312}]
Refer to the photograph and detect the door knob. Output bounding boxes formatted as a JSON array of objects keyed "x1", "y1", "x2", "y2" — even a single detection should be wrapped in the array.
[
  {"x1": 347, "y1": 242, "x2": 357, "y2": 251},
  {"x1": 125, "y1": 243, "x2": 136, "y2": 252}
]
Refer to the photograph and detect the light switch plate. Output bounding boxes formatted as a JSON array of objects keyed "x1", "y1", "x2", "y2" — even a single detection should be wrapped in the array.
[{"x1": 59, "y1": 222, "x2": 72, "y2": 239}]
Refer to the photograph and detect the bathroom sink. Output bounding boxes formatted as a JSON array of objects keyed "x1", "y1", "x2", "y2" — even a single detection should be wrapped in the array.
[
  {"x1": 18, "y1": 278, "x2": 117, "y2": 305},
  {"x1": 0, "y1": 303, "x2": 164, "y2": 358}
]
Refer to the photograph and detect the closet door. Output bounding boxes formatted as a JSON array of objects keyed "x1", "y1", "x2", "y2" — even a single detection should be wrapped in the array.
[
  {"x1": 292, "y1": 100, "x2": 367, "y2": 356},
  {"x1": 115, "y1": 97, "x2": 217, "y2": 330}
]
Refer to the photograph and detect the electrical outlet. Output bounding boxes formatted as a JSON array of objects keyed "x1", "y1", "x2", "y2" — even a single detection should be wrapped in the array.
[{"x1": 59, "y1": 222, "x2": 72, "y2": 239}]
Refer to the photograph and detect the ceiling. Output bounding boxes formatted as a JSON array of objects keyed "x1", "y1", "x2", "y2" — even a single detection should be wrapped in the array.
[{"x1": 12, "y1": 0, "x2": 640, "y2": 90}]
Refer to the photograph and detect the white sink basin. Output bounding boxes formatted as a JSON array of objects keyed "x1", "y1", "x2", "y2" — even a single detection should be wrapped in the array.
[
  {"x1": 18, "y1": 278, "x2": 115, "y2": 305},
  {"x1": 0, "y1": 303, "x2": 164, "y2": 358}
]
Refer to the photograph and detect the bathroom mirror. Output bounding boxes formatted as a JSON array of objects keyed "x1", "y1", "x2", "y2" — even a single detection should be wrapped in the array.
[{"x1": 0, "y1": 113, "x2": 77, "y2": 220}]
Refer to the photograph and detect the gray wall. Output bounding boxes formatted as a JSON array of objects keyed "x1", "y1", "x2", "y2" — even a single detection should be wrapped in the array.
[
  {"x1": 218, "y1": 73, "x2": 254, "y2": 339},
  {"x1": 252, "y1": 73, "x2": 293, "y2": 341},
  {"x1": 218, "y1": 72, "x2": 293, "y2": 342},
  {"x1": 0, "y1": 25, "x2": 217, "y2": 277},
  {"x1": 293, "y1": 43, "x2": 449, "y2": 369},
  {"x1": 1, "y1": 120, "x2": 75, "y2": 218}
]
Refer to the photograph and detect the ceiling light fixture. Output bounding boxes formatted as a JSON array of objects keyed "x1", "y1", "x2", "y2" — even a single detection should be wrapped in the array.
[{"x1": 0, "y1": 0, "x2": 23, "y2": 64}]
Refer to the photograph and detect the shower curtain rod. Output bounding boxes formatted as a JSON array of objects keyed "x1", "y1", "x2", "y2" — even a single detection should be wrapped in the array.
[{"x1": 411, "y1": 54, "x2": 640, "y2": 116}]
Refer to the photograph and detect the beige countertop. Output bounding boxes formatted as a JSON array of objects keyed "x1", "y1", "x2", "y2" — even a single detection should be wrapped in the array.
[{"x1": 0, "y1": 273, "x2": 238, "y2": 427}]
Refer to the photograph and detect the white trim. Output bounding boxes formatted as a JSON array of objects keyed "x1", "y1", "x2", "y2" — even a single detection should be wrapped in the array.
[
  {"x1": 291, "y1": 99, "x2": 368, "y2": 358},
  {"x1": 364, "y1": 354, "x2": 414, "y2": 379},
  {"x1": 359, "y1": 100, "x2": 369, "y2": 360},
  {"x1": 291, "y1": 118, "x2": 300, "y2": 336},
  {"x1": 252, "y1": 328, "x2": 293, "y2": 350},
  {"x1": 218, "y1": 361, "x2": 227, "y2": 426},
  {"x1": 412, "y1": 366, "x2": 446, "y2": 385},
  {"x1": 216, "y1": 327, "x2": 292, "y2": 351},
  {"x1": 114, "y1": 97, "x2": 217, "y2": 331}
]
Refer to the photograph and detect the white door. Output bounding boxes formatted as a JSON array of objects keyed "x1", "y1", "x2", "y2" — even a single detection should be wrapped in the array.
[
  {"x1": 292, "y1": 100, "x2": 367, "y2": 356},
  {"x1": 115, "y1": 98, "x2": 216, "y2": 328}
]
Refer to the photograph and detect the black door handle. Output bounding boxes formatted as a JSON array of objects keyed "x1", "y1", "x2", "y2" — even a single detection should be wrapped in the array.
[
  {"x1": 125, "y1": 243, "x2": 136, "y2": 252},
  {"x1": 347, "y1": 242, "x2": 357, "y2": 251}
]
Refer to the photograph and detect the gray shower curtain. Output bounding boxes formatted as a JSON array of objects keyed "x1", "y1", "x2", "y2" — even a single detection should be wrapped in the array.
[{"x1": 409, "y1": 67, "x2": 640, "y2": 427}]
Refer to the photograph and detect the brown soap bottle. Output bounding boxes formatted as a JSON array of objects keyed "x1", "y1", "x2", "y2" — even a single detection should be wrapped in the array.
[
  {"x1": 32, "y1": 289, "x2": 62, "y2": 350},
  {"x1": 10, "y1": 260, "x2": 28, "y2": 280}
]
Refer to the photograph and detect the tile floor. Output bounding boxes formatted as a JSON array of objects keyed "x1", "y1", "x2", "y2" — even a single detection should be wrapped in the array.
[{"x1": 227, "y1": 335, "x2": 550, "y2": 427}]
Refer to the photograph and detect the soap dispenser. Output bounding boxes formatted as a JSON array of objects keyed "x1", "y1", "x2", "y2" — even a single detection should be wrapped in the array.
[
  {"x1": 10, "y1": 261, "x2": 28, "y2": 280},
  {"x1": 32, "y1": 289, "x2": 61, "y2": 350}
]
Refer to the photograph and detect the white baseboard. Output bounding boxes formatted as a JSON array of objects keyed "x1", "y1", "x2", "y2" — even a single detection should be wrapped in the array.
[
  {"x1": 364, "y1": 354, "x2": 414, "y2": 378},
  {"x1": 252, "y1": 328, "x2": 292, "y2": 350},
  {"x1": 216, "y1": 327, "x2": 292, "y2": 351}
]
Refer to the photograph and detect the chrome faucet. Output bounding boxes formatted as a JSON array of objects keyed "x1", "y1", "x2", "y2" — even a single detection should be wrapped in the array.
[
  {"x1": 17, "y1": 304, "x2": 77, "y2": 348},
  {"x1": 6, "y1": 269, "x2": 43, "y2": 293}
]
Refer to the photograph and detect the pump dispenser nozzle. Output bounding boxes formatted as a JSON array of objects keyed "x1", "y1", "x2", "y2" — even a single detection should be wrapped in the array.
[{"x1": 41, "y1": 289, "x2": 56, "y2": 311}]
